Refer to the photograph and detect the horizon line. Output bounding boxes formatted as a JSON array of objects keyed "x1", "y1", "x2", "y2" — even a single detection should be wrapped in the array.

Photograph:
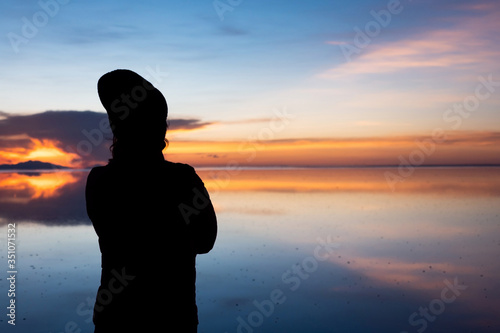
[{"x1": 1, "y1": 161, "x2": 500, "y2": 172}]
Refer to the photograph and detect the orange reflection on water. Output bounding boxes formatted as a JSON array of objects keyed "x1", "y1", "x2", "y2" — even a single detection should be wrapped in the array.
[
  {"x1": 0, "y1": 172, "x2": 80, "y2": 202},
  {"x1": 200, "y1": 167, "x2": 500, "y2": 330},
  {"x1": 199, "y1": 168, "x2": 391, "y2": 193},
  {"x1": 198, "y1": 167, "x2": 500, "y2": 196}
]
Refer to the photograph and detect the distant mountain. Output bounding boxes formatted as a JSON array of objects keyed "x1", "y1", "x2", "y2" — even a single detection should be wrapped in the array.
[{"x1": 0, "y1": 160, "x2": 70, "y2": 170}]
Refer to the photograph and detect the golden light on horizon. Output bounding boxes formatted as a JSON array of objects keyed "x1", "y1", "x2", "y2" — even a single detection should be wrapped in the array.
[
  {"x1": 0, "y1": 130, "x2": 498, "y2": 169},
  {"x1": 197, "y1": 168, "x2": 500, "y2": 196},
  {"x1": 0, "y1": 138, "x2": 80, "y2": 168},
  {"x1": 167, "y1": 132, "x2": 500, "y2": 167}
]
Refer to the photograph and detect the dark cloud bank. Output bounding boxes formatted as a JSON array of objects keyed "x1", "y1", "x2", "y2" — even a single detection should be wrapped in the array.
[{"x1": 0, "y1": 110, "x2": 213, "y2": 167}]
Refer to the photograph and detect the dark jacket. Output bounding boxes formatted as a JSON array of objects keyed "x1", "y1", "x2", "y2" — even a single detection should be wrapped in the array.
[{"x1": 85, "y1": 157, "x2": 217, "y2": 332}]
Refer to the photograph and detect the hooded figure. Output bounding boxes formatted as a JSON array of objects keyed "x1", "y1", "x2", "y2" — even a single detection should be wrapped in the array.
[{"x1": 86, "y1": 69, "x2": 217, "y2": 333}]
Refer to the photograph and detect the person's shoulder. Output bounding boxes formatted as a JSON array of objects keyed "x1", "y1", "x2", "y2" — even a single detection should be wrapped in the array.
[
  {"x1": 89, "y1": 165, "x2": 108, "y2": 175},
  {"x1": 163, "y1": 161, "x2": 203, "y2": 185},
  {"x1": 163, "y1": 160, "x2": 196, "y2": 174},
  {"x1": 87, "y1": 165, "x2": 110, "y2": 183}
]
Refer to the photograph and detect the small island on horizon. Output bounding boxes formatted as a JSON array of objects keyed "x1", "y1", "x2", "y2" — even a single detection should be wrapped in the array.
[{"x1": 0, "y1": 160, "x2": 71, "y2": 171}]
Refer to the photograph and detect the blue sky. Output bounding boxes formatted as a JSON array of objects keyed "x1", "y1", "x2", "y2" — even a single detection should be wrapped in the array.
[
  {"x1": 1, "y1": 0, "x2": 499, "y2": 148},
  {"x1": 1, "y1": 0, "x2": 340, "y2": 114}
]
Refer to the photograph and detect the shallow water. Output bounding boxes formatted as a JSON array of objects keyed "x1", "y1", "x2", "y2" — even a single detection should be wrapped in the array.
[{"x1": 0, "y1": 167, "x2": 499, "y2": 332}]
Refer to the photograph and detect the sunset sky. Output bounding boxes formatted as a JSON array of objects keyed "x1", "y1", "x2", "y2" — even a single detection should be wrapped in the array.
[{"x1": 0, "y1": 0, "x2": 499, "y2": 167}]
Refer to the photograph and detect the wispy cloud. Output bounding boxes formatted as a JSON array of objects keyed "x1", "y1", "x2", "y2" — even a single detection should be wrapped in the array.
[
  {"x1": 61, "y1": 24, "x2": 141, "y2": 44},
  {"x1": 215, "y1": 24, "x2": 249, "y2": 36},
  {"x1": 220, "y1": 117, "x2": 276, "y2": 125},
  {"x1": 169, "y1": 118, "x2": 214, "y2": 131},
  {"x1": 321, "y1": 3, "x2": 500, "y2": 79}
]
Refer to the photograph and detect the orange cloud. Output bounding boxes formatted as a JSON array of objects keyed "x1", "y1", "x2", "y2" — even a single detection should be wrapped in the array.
[
  {"x1": 0, "y1": 138, "x2": 80, "y2": 168},
  {"x1": 165, "y1": 131, "x2": 500, "y2": 167}
]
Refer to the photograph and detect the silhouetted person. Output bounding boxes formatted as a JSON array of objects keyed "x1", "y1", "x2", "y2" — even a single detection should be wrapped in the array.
[{"x1": 86, "y1": 69, "x2": 217, "y2": 333}]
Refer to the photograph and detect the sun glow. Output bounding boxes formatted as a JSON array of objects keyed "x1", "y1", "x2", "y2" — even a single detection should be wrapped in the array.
[{"x1": 0, "y1": 138, "x2": 80, "y2": 168}]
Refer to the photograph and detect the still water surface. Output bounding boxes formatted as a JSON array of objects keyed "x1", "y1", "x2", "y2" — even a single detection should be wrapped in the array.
[{"x1": 0, "y1": 167, "x2": 499, "y2": 332}]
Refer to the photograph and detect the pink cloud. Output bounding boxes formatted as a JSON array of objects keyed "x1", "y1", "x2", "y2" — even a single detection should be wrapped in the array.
[{"x1": 321, "y1": 6, "x2": 500, "y2": 79}]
